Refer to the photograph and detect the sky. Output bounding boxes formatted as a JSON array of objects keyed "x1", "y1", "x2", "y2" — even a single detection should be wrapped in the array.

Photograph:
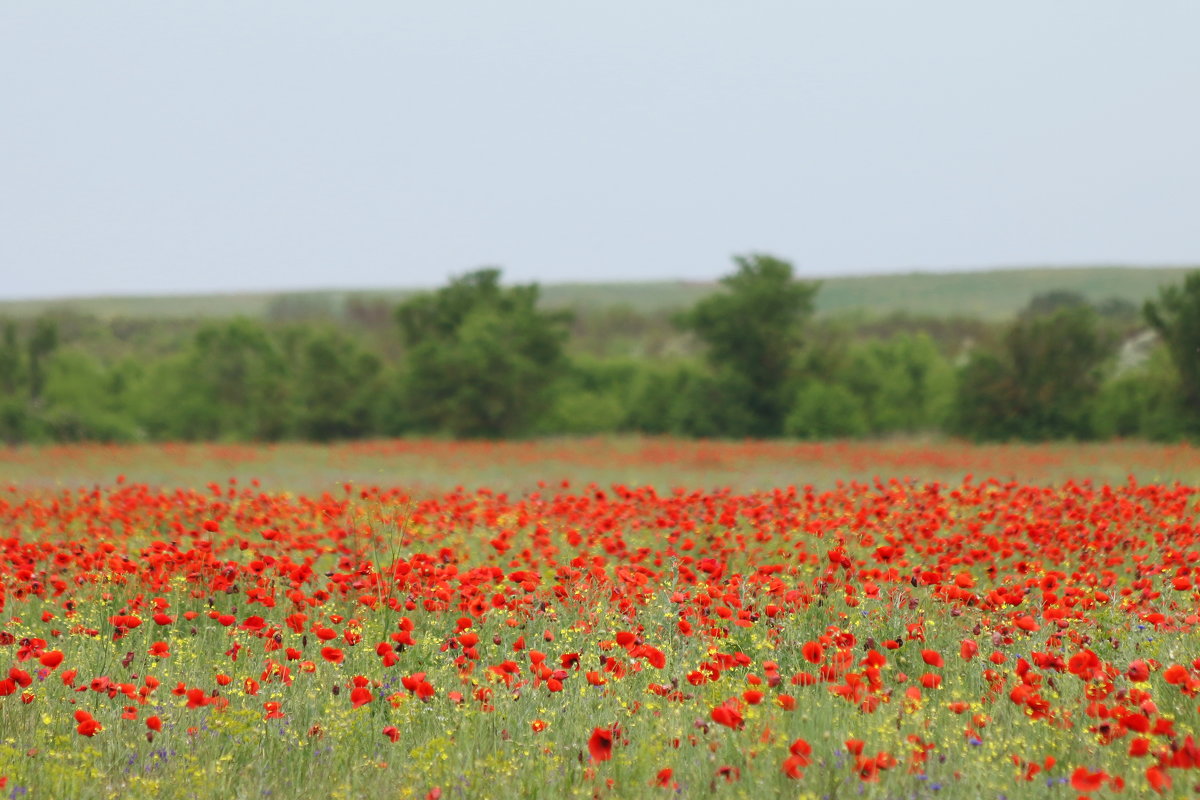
[{"x1": 2, "y1": 2, "x2": 1199, "y2": 300}]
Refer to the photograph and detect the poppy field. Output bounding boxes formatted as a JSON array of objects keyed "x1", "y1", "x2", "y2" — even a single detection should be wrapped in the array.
[{"x1": 1, "y1": 439, "x2": 1200, "y2": 798}]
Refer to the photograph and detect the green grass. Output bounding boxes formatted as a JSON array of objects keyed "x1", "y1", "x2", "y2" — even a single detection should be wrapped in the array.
[
  {"x1": 2, "y1": 266, "x2": 1194, "y2": 321},
  {"x1": 5, "y1": 437, "x2": 1200, "y2": 495}
]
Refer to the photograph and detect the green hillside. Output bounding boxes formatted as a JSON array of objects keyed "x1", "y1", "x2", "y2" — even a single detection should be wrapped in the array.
[{"x1": 2, "y1": 265, "x2": 1195, "y2": 321}]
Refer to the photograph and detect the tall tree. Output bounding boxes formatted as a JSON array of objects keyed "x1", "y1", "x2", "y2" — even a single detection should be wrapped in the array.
[
  {"x1": 1144, "y1": 271, "x2": 1200, "y2": 436},
  {"x1": 145, "y1": 318, "x2": 293, "y2": 441},
  {"x1": 395, "y1": 268, "x2": 570, "y2": 437},
  {"x1": 291, "y1": 327, "x2": 383, "y2": 441},
  {"x1": 953, "y1": 304, "x2": 1115, "y2": 440},
  {"x1": 27, "y1": 317, "x2": 59, "y2": 402},
  {"x1": 0, "y1": 321, "x2": 22, "y2": 396},
  {"x1": 678, "y1": 254, "x2": 818, "y2": 436}
]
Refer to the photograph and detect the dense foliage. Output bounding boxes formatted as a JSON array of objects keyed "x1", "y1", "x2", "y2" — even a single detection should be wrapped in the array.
[{"x1": 0, "y1": 261, "x2": 1197, "y2": 444}]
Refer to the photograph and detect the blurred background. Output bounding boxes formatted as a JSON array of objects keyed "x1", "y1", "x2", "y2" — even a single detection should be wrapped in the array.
[{"x1": 2, "y1": 2, "x2": 1198, "y2": 445}]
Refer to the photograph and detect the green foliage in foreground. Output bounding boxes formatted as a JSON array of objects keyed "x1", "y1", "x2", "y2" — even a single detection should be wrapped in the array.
[{"x1": 0, "y1": 558, "x2": 1187, "y2": 800}]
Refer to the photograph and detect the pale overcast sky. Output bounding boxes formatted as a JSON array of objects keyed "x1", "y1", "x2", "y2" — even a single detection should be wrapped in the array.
[{"x1": 2, "y1": 2, "x2": 1198, "y2": 299}]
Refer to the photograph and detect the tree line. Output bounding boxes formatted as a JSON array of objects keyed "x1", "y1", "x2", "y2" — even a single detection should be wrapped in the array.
[{"x1": 2, "y1": 257, "x2": 1199, "y2": 444}]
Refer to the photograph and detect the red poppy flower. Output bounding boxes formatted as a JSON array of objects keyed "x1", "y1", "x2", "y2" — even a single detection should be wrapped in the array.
[
  {"x1": 1163, "y1": 664, "x2": 1189, "y2": 685},
  {"x1": 782, "y1": 756, "x2": 806, "y2": 779},
  {"x1": 1071, "y1": 767, "x2": 1107, "y2": 792},
  {"x1": 1146, "y1": 765, "x2": 1170, "y2": 793},
  {"x1": 588, "y1": 727, "x2": 614, "y2": 762},
  {"x1": 710, "y1": 699, "x2": 744, "y2": 730},
  {"x1": 38, "y1": 651, "x2": 64, "y2": 669}
]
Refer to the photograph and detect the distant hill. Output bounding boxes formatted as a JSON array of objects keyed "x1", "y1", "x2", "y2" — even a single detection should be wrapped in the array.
[{"x1": 1, "y1": 265, "x2": 1195, "y2": 321}]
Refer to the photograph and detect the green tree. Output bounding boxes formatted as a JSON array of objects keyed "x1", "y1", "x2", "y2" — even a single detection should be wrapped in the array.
[
  {"x1": 800, "y1": 333, "x2": 954, "y2": 436},
  {"x1": 395, "y1": 269, "x2": 570, "y2": 437},
  {"x1": 952, "y1": 305, "x2": 1115, "y2": 440},
  {"x1": 0, "y1": 322, "x2": 35, "y2": 442},
  {"x1": 1095, "y1": 346, "x2": 1186, "y2": 441},
  {"x1": 0, "y1": 321, "x2": 21, "y2": 396},
  {"x1": 1143, "y1": 271, "x2": 1200, "y2": 436},
  {"x1": 677, "y1": 254, "x2": 818, "y2": 437},
  {"x1": 27, "y1": 317, "x2": 59, "y2": 402},
  {"x1": 38, "y1": 350, "x2": 140, "y2": 442},
  {"x1": 538, "y1": 356, "x2": 641, "y2": 435},
  {"x1": 291, "y1": 327, "x2": 383, "y2": 441},
  {"x1": 785, "y1": 382, "x2": 869, "y2": 439},
  {"x1": 142, "y1": 319, "x2": 292, "y2": 441}
]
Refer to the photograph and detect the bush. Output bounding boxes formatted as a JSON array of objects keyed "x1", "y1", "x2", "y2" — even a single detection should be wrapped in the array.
[{"x1": 785, "y1": 382, "x2": 869, "y2": 439}]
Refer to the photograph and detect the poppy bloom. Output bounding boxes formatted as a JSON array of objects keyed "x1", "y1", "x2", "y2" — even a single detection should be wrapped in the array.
[
  {"x1": 383, "y1": 725, "x2": 400, "y2": 742},
  {"x1": 38, "y1": 650, "x2": 64, "y2": 670},
  {"x1": 710, "y1": 700, "x2": 744, "y2": 730},
  {"x1": 784, "y1": 737, "x2": 812, "y2": 777},
  {"x1": 75, "y1": 710, "x2": 102, "y2": 737},
  {"x1": 1146, "y1": 765, "x2": 1170, "y2": 793},
  {"x1": 1163, "y1": 664, "x2": 1189, "y2": 685},
  {"x1": 146, "y1": 716, "x2": 162, "y2": 732},
  {"x1": 782, "y1": 756, "x2": 806, "y2": 779},
  {"x1": 588, "y1": 727, "x2": 614, "y2": 762},
  {"x1": 1071, "y1": 767, "x2": 1108, "y2": 792},
  {"x1": 1126, "y1": 660, "x2": 1150, "y2": 682}
]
